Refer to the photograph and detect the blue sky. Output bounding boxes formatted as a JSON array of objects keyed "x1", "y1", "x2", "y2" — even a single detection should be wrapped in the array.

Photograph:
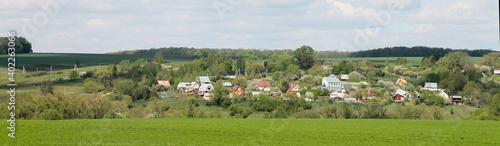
[{"x1": 0, "y1": 0, "x2": 498, "y2": 53}]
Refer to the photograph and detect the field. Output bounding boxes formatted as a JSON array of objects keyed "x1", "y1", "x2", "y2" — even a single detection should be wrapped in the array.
[
  {"x1": 321, "y1": 57, "x2": 483, "y2": 66},
  {"x1": 0, "y1": 53, "x2": 194, "y2": 71},
  {"x1": 1, "y1": 119, "x2": 499, "y2": 145}
]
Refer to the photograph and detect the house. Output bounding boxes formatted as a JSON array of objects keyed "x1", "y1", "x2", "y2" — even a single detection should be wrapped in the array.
[
  {"x1": 230, "y1": 86, "x2": 244, "y2": 98},
  {"x1": 223, "y1": 75, "x2": 237, "y2": 79},
  {"x1": 422, "y1": 82, "x2": 443, "y2": 92},
  {"x1": 330, "y1": 89, "x2": 348, "y2": 99},
  {"x1": 287, "y1": 85, "x2": 301, "y2": 97},
  {"x1": 395, "y1": 78, "x2": 407, "y2": 87},
  {"x1": 373, "y1": 84, "x2": 381, "y2": 88},
  {"x1": 198, "y1": 84, "x2": 214, "y2": 97},
  {"x1": 257, "y1": 81, "x2": 271, "y2": 91},
  {"x1": 393, "y1": 94, "x2": 404, "y2": 101},
  {"x1": 495, "y1": 68, "x2": 500, "y2": 76},
  {"x1": 438, "y1": 91, "x2": 449, "y2": 101},
  {"x1": 363, "y1": 90, "x2": 377, "y2": 99},
  {"x1": 186, "y1": 82, "x2": 199, "y2": 94},
  {"x1": 351, "y1": 71, "x2": 366, "y2": 80},
  {"x1": 451, "y1": 96, "x2": 464, "y2": 105},
  {"x1": 177, "y1": 82, "x2": 191, "y2": 92},
  {"x1": 394, "y1": 89, "x2": 411, "y2": 102},
  {"x1": 222, "y1": 82, "x2": 233, "y2": 90},
  {"x1": 196, "y1": 76, "x2": 211, "y2": 84},
  {"x1": 157, "y1": 80, "x2": 171, "y2": 88},
  {"x1": 322, "y1": 77, "x2": 343, "y2": 87},
  {"x1": 340, "y1": 74, "x2": 349, "y2": 81}
]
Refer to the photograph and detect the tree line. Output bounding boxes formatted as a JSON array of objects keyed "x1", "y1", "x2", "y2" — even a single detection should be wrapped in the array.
[
  {"x1": 350, "y1": 46, "x2": 494, "y2": 57},
  {"x1": 0, "y1": 36, "x2": 33, "y2": 54}
]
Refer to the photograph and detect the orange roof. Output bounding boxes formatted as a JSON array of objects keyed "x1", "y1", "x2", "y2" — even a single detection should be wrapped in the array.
[
  {"x1": 157, "y1": 80, "x2": 170, "y2": 87},
  {"x1": 257, "y1": 81, "x2": 270, "y2": 87}
]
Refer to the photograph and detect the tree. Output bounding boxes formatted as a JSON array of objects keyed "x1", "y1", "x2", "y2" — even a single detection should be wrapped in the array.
[
  {"x1": 440, "y1": 71, "x2": 467, "y2": 95},
  {"x1": 293, "y1": 45, "x2": 315, "y2": 70},
  {"x1": 74, "y1": 59, "x2": 80, "y2": 67},
  {"x1": 232, "y1": 75, "x2": 247, "y2": 87},
  {"x1": 235, "y1": 56, "x2": 246, "y2": 75},
  {"x1": 153, "y1": 55, "x2": 164, "y2": 64},
  {"x1": 488, "y1": 94, "x2": 500, "y2": 119},
  {"x1": 112, "y1": 64, "x2": 118, "y2": 78},
  {"x1": 280, "y1": 79, "x2": 289, "y2": 93},
  {"x1": 478, "y1": 52, "x2": 500, "y2": 67},
  {"x1": 94, "y1": 70, "x2": 114, "y2": 90},
  {"x1": 284, "y1": 64, "x2": 300, "y2": 78},
  {"x1": 0, "y1": 36, "x2": 33, "y2": 54},
  {"x1": 436, "y1": 51, "x2": 473, "y2": 72},
  {"x1": 69, "y1": 70, "x2": 79, "y2": 80},
  {"x1": 83, "y1": 78, "x2": 101, "y2": 93},
  {"x1": 39, "y1": 80, "x2": 54, "y2": 95},
  {"x1": 395, "y1": 57, "x2": 407, "y2": 65}
]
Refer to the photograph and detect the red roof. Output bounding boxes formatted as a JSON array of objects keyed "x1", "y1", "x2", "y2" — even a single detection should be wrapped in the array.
[
  {"x1": 363, "y1": 90, "x2": 376, "y2": 96},
  {"x1": 257, "y1": 81, "x2": 270, "y2": 87},
  {"x1": 157, "y1": 80, "x2": 170, "y2": 87},
  {"x1": 287, "y1": 85, "x2": 299, "y2": 92}
]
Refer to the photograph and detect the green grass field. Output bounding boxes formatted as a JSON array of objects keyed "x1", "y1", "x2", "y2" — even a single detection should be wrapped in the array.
[
  {"x1": 321, "y1": 57, "x2": 483, "y2": 66},
  {"x1": 1, "y1": 119, "x2": 499, "y2": 145},
  {"x1": 0, "y1": 53, "x2": 194, "y2": 71}
]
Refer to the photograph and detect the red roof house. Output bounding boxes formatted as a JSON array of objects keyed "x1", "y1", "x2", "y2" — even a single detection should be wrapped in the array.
[
  {"x1": 157, "y1": 80, "x2": 171, "y2": 87},
  {"x1": 257, "y1": 81, "x2": 270, "y2": 87}
]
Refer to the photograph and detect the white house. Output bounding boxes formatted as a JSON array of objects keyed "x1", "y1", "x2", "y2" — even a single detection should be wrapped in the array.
[
  {"x1": 196, "y1": 76, "x2": 211, "y2": 84},
  {"x1": 395, "y1": 89, "x2": 411, "y2": 98},
  {"x1": 330, "y1": 89, "x2": 348, "y2": 99},
  {"x1": 322, "y1": 77, "x2": 343, "y2": 87},
  {"x1": 495, "y1": 68, "x2": 500, "y2": 76},
  {"x1": 421, "y1": 82, "x2": 443, "y2": 92},
  {"x1": 198, "y1": 84, "x2": 214, "y2": 97},
  {"x1": 340, "y1": 74, "x2": 350, "y2": 81},
  {"x1": 177, "y1": 82, "x2": 191, "y2": 91}
]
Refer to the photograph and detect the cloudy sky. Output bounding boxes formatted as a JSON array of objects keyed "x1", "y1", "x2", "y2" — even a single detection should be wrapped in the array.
[{"x1": 0, "y1": 0, "x2": 498, "y2": 53}]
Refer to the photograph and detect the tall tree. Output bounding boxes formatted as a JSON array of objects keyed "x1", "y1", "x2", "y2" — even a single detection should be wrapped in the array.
[
  {"x1": 293, "y1": 45, "x2": 315, "y2": 70},
  {"x1": 235, "y1": 56, "x2": 246, "y2": 75}
]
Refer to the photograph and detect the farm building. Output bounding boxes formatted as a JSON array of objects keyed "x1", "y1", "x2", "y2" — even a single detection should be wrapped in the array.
[{"x1": 287, "y1": 85, "x2": 301, "y2": 97}]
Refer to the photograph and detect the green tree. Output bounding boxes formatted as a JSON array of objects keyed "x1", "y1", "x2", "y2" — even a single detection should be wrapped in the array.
[
  {"x1": 436, "y1": 51, "x2": 473, "y2": 72},
  {"x1": 284, "y1": 64, "x2": 300, "y2": 78},
  {"x1": 83, "y1": 78, "x2": 101, "y2": 93},
  {"x1": 94, "y1": 70, "x2": 114, "y2": 90},
  {"x1": 235, "y1": 56, "x2": 246, "y2": 75},
  {"x1": 69, "y1": 70, "x2": 79, "y2": 80},
  {"x1": 293, "y1": 45, "x2": 315, "y2": 70},
  {"x1": 440, "y1": 71, "x2": 467, "y2": 95},
  {"x1": 488, "y1": 94, "x2": 500, "y2": 119},
  {"x1": 39, "y1": 80, "x2": 54, "y2": 95},
  {"x1": 478, "y1": 52, "x2": 500, "y2": 67},
  {"x1": 395, "y1": 57, "x2": 407, "y2": 65},
  {"x1": 153, "y1": 55, "x2": 164, "y2": 64},
  {"x1": 232, "y1": 75, "x2": 247, "y2": 87}
]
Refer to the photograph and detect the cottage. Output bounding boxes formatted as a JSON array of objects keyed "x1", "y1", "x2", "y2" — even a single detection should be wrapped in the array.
[
  {"x1": 322, "y1": 77, "x2": 343, "y2": 87},
  {"x1": 222, "y1": 82, "x2": 233, "y2": 90},
  {"x1": 196, "y1": 76, "x2": 211, "y2": 84},
  {"x1": 451, "y1": 96, "x2": 464, "y2": 105},
  {"x1": 198, "y1": 84, "x2": 214, "y2": 97},
  {"x1": 157, "y1": 80, "x2": 171, "y2": 87},
  {"x1": 395, "y1": 78, "x2": 407, "y2": 87},
  {"x1": 230, "y1": 86, "x2": 244, "y2": 98},
  {"x1": 393, "y1": 94, "x2": 404, "y2": 101},
  {"x1": 340, "y1": 74, "x2": 349, "y2": 81},
  {"x1": 422, "y1": 82, "x2": 443, "y2": 92},
  {"x1": 495, "y1": 68, "x2": 500, "y2": 76},
  {"x1": 363, "y1": 90, "x2": 376, "y2": 99},
  {"x1": 177, "y1": 82, "x2": 191, "y2": 92},
  {"x1": 395, "y1": 89, "x2": 411, "y2": 98},
  {"x1": 257, "y1": 81, "x2": 271, "y2": 91},
  {"x1": 330, "y1": 89, "x2": 347, "y2": 99},
  {"x1": 287, "y1": 85, "x2": 301, "y2": 97},
  {"x1": 186, "y1": 82, "x2": 200, "y2": 94}
]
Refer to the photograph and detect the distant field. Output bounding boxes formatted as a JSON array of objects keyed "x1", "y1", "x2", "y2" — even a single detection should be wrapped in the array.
[
  {"x1": 321, "y1": 57, "x2": 483, "y2": 66},
  {"x1": 1, "y1": 119, "x2": 499, "y2": 145},
  {"x1": 0, "y1": 53, "x2": 194, "y2": 71}
]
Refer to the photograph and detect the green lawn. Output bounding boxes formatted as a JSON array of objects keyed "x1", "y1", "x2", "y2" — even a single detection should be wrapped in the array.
[
  {"x1": 321, "y1": 57, "x2": 483, "y2": 66},
  {"x1": 1, "y1": 119, "x2": 498, "y2": 145}
]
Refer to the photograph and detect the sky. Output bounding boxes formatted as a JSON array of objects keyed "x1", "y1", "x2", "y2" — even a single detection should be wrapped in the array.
[{"x1": 0, "y1": 0, "x2": 498, "y2": 53}]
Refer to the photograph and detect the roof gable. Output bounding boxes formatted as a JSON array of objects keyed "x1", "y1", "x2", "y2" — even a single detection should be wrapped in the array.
[
  {"x1": 257, "y1": 81, "x2": 271, "y2": 87},
  {"x1": 157, "y1": 80, "x2": 170, "y2": 87}
]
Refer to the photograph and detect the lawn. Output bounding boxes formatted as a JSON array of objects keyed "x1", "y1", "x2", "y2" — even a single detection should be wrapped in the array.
[
  {"x1": 321, "y1": 57, "x2": 483, "y2": 66},
  {"x1": 1, "y1": 119, "x2": 498, "y2": 145}
]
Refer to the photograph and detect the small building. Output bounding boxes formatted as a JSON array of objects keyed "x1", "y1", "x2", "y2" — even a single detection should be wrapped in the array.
[
  {"x1": 393, "y1": 94, "x2": 404, "y2": 101},
  {"x1": 451, "y1": 96, "x2": 464, "y2": 105},
  {"x1": 157, "y1": 80, "x2": 171, "y2": 88},
  {"x1": 322, "y1": 77, "x2": 343, "y2": 87},
  {"x1": 196, "y1": 76, "x2": 211, "y2": 84},
  {"x1": 257, "y1": 81, "x2": 271, "y2": 91},
  {"x1": 177, "y1": 82, "x2": 191, "y2": 92},
  {"x1": 343, "y1": 98, "x2": 357, "y2": 102},
  {"x1": 287, "y1": 85, "x2": 301, "y2": 97},
  {"x1": 363, "y1": 90, "x2": 376, "y2": 100},
  {"x1": 330, "y1": 89, "x2": 347, "y2": 99},
  {"x1": 340, "y1": 74, "x2": 349, "y2": 81},
  {"x1": 186, "y1": 82, "x2": 200, "y2": 94},
  {"x1": 495, "y1": 68, "x2": 500, "y2": 76},
  {"x1": 394, "y1": 89, "x2": 411, "y2": 102},
  {"x1": 198, "y1": 84, "x2": 214, "y2": 97},
  {"x1": 422, "y1": 82, "x2": 443, "y2": 92},
  {"x1": 230, "y1": 86, "x2": 244, "y2": 98},
  {"x1": 222, "y1": 82, "x2": 233, "y2": 90},
  {"x1": 395, "y1": 78, "x2": 407, "y2": 87}
]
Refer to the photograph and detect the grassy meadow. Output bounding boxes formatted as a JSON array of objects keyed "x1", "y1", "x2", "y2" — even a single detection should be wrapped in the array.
[
  {"x1": 320, "y1": 57, "x2": 483, "y2": 66},
  {"x1": 1, "y1": 119, "x2": 499, "y2": 145}
]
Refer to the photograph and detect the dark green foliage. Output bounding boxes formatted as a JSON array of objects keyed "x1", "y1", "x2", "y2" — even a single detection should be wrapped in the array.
[
  {"x1": 0, "y1": 36, "x2": 33, "y2": 54},
  {"x1": 235, "y1": 56, "x2": 246, "y2": 74},
  {"x1": 332, "y1": 61, "x2": 355, "y2": 75},
  {"x1": 440, "y1": 72, "x2": 468, "y2": 95},
  {"x1": 39, "y1": 80, "x2": 54, "y2": 95},
  {"x1": 350, "y1": 46, "x2": 493, "y2": 57},
  {"x1": 229, "y1": 104, "x2": 253, "y2": 118},
  {"x1": 395, "y1": 57, "x2": 407, "y2": 65},
  {"x1": 69, "y1": 70, "x2": 79, "y2": 80},
  {"x1": 293, "y1": 45, "x2": 315, "y2": 70},
  {"x1": 420, "y1": 91, "x2": 445, "y2": 106}
]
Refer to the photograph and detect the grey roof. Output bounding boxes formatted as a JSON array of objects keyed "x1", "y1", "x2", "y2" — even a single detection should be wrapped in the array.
[
  {"x1": 177, "y1": 82, "x2": 191, "y2": 90},
  {"x1": 451, "y1": 96, "x2": 462, "y2": 99},
  {"x1": 222, "y1": 82, "x2": 233, "y2": 87},
  {"x1": 424, "y1": 82, "x2": 438, "y2": 88},
  {"x1": 395, "y1": 89, "x2": 409, "y2": 95},
  {"x1": 344, "y1": 98, "x2": 357, "y2": 102},
  {"x1": 197, "y1": 76, "x2": 211, "y2": 83},
  {"x1": 199, "y1": 84, "x2": 214, "y2": 91},
  {"x1": 324, "y1": 77, "x2": 341, "y2": 83},
  {"x1": 317, "y1": 86, "x2": 343, "y2": 91}
]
